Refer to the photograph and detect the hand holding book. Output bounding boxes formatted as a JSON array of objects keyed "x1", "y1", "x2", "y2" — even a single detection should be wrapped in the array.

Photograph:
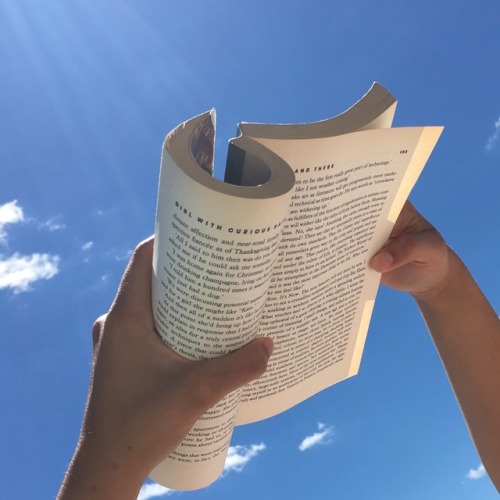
[
  {"x1": 57, "y1": 237, "x2": 274, "y2": 500},
  {"x1": 370, "y1": 200, "x2": 450, "y2": 298}
]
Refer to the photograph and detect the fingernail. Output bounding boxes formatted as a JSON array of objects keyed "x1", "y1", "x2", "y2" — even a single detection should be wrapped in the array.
[
  {"x1": 372, "y1": 251, "x2": 393, "y2": 271},
  {"x1": 260, "y1": 337, "x2": 274, "y2": 358}
]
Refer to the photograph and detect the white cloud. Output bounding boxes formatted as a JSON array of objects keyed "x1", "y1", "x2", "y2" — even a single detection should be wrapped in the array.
[
  {"x1": 0, "y1": 252, "x2": 60, "y2": 293},
  {"x1": 298, "y1": 422, "x2": 334, "y2": 452},
  {"x1": 0, "y1": 200, "x2": 24, "y2": 244},
  {"x1": 81, "y1": 241, "x2": 94, "y2": 251},
  {"x1": 466, "y1": 463, "x2": 486, "y2": 480},
  {"x1": 137, "y1": 481, "x2": 175, "y2": 500},
  {"x1": 0, "y1": 200, "x2": 61, "y2": 293},
  {"x1": 0, "y1": 201, "x2": 66, "y2": 241},
  {"x1": 223, "y1": 443, "x2": 266, "y2": 474},
  {"x1": 486, "y1": 116, "x2": 500, "y2": 151}
]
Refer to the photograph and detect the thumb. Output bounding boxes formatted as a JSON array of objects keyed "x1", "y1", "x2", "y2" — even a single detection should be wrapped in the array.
[
  {"x1": 370, "y1": 227, "x2": 448, "y2": 294},
  {"x1": 371, "y1": 228, "x2": 443, "y2": 273},
  {"x1": 194, "y1": 337, "x2": 273, "y2": 408}
]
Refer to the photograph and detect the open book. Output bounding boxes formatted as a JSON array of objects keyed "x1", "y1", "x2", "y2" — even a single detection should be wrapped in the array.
[{"x1": 150, "y1": 83, "x2": 443, "y2": 490}]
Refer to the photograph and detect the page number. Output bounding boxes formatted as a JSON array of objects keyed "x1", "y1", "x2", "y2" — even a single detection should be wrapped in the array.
[{"x1": 400, "y1": 150, "x2": 408, "y2": 154}]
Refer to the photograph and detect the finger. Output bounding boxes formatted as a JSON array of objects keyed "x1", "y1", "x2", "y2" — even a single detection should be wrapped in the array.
[
  {"x1": 192, "y1": 337, "x2": 273, "y2": 409},
  {"x1": 372, "y1": 202, "x2": 433, "y2": 273},
  {"x1": 371, "y1": 227, "x2": 444, "y2": 273}
]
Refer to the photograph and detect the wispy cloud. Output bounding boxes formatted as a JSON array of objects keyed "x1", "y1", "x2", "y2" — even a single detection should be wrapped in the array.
[
  {"x1": 298, "y1": 422, "x2": 334, "y2": 452},
  {"x1": 137, "y1": 481, "x2": 175, "y2": 500},
  {"x1": 0, "y1": 200, "x2": 60, "y2": 293},
  {"x1": 81, "y1": 241, "x2": 94, "y2": 251},
  {"x1": 107, "y1": 247, "x2": 133, "y2": 262},
  {"x1": 223, "y1": 443, "x2": 266, "y2": 474},
  {"x1": 0, "y1": 200, "x2": 24, "y2": 244},
  {"x1": 0, "y1": 253, "x2": 60, "y2": 293},
  {"x1": 0, "y1": 200, "x2": 65, "y2": 242},
  {"x1": 466, "y1": 463, "x2": 486, "y2": 480},
  {"x1": 36, "y1": 216, "x2": 66, "y2": 232},
  {"x1": 486, "y1": 116, "x2": 500, "y2": 152}
]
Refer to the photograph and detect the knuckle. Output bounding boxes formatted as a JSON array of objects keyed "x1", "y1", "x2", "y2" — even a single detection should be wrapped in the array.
[
  {"x1": 132, "y1": 236, "x2": 154, "y2": 261},
  {"x1": 91, "y1": 315, "x2": 106, "y2": 346}
]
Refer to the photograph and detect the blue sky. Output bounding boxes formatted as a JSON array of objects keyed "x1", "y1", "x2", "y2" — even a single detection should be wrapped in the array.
[{"x1": 1, "y1": 1, "x2": 499, "y2": 498}]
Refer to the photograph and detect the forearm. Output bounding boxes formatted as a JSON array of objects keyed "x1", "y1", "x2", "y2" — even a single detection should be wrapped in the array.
[{"x1": 414, "y1": 249, "x2": 500, "y2": 489}]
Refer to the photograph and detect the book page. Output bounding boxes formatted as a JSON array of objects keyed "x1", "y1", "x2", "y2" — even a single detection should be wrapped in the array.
[
  {"x1": 150, "y1": 116, "x2": 295, "y2": 490},
  {"x1": 237, "y1": 82, "x2": 396, "y2": 140},
  {"x1": 236, "y1": 126, "x2": 443, "y2": 424}
]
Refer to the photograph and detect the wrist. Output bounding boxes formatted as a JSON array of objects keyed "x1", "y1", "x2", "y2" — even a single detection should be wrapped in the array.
[{"x1": 58, "y1": 433, "x2": 149, "y2": 500}]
